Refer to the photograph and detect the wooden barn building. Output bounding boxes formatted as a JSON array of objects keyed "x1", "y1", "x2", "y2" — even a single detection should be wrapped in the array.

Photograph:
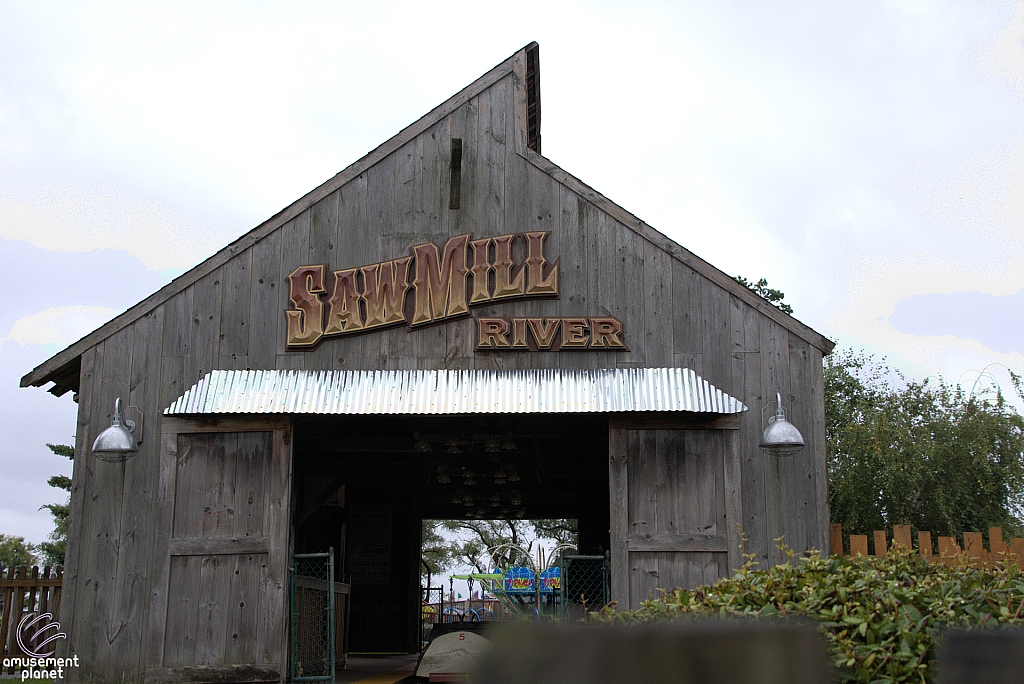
[{"x1": 22, "y1": 44, "x2": 834, "y2": 683}]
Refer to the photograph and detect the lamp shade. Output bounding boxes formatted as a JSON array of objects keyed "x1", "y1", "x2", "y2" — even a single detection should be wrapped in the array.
[
  {"x1": 759, "y1": 393, "x2": 804, "y2": 457},
  {"x1": 92, "y1": 398, "x2": 139, "y2": 462}
]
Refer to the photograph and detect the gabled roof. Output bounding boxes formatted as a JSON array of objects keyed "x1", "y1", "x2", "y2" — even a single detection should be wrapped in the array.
[{"x1": 22, "y1": 42, "x2": 832, "y2": 397}]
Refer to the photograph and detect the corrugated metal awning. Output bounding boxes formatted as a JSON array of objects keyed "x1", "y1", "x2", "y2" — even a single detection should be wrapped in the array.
[{"x1": 164, "y1": 368, "x2": 747, "y2": 416}]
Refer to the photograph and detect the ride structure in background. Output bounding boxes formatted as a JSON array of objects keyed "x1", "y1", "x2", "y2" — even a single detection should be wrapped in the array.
[{"x1": 444, "y1": 543, "x2": 577, "y2": 622}]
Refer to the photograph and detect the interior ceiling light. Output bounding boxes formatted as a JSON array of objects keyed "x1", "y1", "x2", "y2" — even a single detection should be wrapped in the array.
[
  {"x1": 484, "y1": 438, "x2": 501, "y2": 453},
  {"x1": 463, "y1": 477, "x2": 476, "y2": 486},
  {"x1": 436, "y1": 468, "x2": 451, "y2": 484},
  {"x1": 462, "y1": 467, "x2": 475, "y2": 478},
  {"x1": 415, "y1": 438, "x2": 431, "y2": 452},
  {"x1": 447, "y1": 444, "x2": 462, "y2": 454},
  {"x1": 501, "y1": 436, "x2": 516, "y2": 450},
  {"x1": 452, "y1": 494, "x2": 463, "y2": 504},
  {"x1": 508, "y1": 469, "x2": 520, "y2": 482}
]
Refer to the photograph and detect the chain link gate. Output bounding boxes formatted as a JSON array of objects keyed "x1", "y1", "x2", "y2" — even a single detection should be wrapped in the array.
[
  {"x1": 559, "y1": 555, "x2": 610, "y2": 621},
  {"x1": 290, "y1": 550, "x2": 335, "y2": 683}
]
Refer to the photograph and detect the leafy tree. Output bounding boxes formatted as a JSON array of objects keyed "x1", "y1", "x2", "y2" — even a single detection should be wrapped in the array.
[
  {"x1": 0, "y1": 534, "x2": 38, "y2": 569},
  {"x1": 530, "y1": 518, "x2": 578, "y2": 547},
  {"x1": 826, "y1": 350, "x2": 1024, "y2": 539},
  {"x1": 421, "y1": 519, "x2": 455, "y2": 588},
  {"x1": 38, "y1": 443, "x2": 73, "y2": 566},
  {"x1": 734, "y1": 276, "x2": 794, "y2": 314},
  {"x1": 441, "y1": 519, "x2": 532, "y2": 573},
  {"x1": 421, "y1": 517, "x2": 579, "y2": 585}
]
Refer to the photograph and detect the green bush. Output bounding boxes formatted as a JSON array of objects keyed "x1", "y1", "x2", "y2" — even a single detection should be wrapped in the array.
[{"x1": 596, "y1": 547, "x2": 1024, "y2": 683}]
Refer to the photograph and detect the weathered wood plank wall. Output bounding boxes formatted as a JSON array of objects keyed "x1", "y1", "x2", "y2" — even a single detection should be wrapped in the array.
[{"x1": 58, "y1": 46, "x2": 829, "y2": 681}]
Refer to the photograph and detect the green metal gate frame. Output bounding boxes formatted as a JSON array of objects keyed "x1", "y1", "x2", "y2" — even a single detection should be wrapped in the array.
[
  {"x1": 290, "y1": 549, "x2": 336, "y2": 683},
  {"x1": 559, "y1": 555, "x2": 610, "y2": 619}
]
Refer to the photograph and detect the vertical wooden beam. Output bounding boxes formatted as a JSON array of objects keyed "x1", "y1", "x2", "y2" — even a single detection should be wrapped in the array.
[
  {"x1": 938, "y1": 536, "x2": 958, "y2": 559},
  {"x1": 510, "y1": 46, "x2": 530, "y2": 154},
  {"x1": 247, "y1": 229, "x2": 283, "y2": 370},
  {"x1": 806, "y1": 345, "x2": 830, "y2": 555},
  {"x1": 268, "y1": 423, "x2": 294, "y2": 684},
  {"x1": 990, "y1": 527, "x2": 1006, "y2": 556},
  {"x1": 963, "y1": 531, "x2": 984, "y2": 559},
  {"x1": 829, "y1": 524, "x2": 844, "y2": 556},
  {"x1": 849, "y1": 535, "x2": 868, "y2": 557},
  {"x1": 873, "y1": 530, "x2": 887, "y2": 557},
  {"x1": 918, "y1": 531, "x2": 932, "y2": 558},
  {"x1": 608, "y1": 428, "x2": 629, "y2": 609},
  {"x1": 723, "y1": 429, "x2": 743, "y2": 573},
  {"x1": 145, "y1": 425, "x2": 181, "y2": 667},
  {"x1": 892, "y1": 525, "x2": 912, "y2": 550},
  {"x1": 54, "y1": 347, "x2": 97, "y2": 663}
]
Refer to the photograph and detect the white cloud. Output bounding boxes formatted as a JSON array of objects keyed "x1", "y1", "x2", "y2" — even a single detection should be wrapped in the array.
[
  {"x1": 2, "y1": 305, "x2": 120, "y2": 347},
  {"x1": 815, "y1": 3, "x2": 1024, "y2": 404},
  {"x1": 977, "y1": 1, "x2": 1024, "y2": 93},
  {"x1": 0, "y1": 186, "x2": 230, "y2": 271}
]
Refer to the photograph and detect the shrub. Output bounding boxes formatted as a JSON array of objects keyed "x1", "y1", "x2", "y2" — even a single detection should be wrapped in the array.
[{"x1": 595, "y1": 547, "x2": 1024, "y2": 683}]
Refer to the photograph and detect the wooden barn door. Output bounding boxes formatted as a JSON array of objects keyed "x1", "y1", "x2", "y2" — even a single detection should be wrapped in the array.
[
  {"x1": 608, "y1": 415, "x2": 743, "y2": 611},
  {"x1": 145, "y1": 417, "x2": 292, "y2": 684}
]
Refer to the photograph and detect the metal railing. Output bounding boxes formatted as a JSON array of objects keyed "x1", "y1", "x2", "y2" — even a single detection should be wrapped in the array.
[{"x1": 290, "y1": 551, "x2": 335, "y2": 683}]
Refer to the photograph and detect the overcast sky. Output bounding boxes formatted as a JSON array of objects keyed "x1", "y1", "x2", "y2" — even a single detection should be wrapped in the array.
[{"x1": 3, "y1": 1, "x2": 1023, "y2": 546}]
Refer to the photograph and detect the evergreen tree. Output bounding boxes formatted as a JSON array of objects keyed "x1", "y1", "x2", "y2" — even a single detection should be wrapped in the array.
[
  {"x1": 735, "y1": 276, "x2": 794, "y2": 314},
  {"x1": 38, "y1": 443, "x2": 74, "y2": 566}
]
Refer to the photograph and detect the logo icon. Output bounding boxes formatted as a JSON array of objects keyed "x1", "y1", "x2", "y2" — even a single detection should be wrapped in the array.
[{"x1": 16, "y1": 612, "x2": 66, "y2": 657}]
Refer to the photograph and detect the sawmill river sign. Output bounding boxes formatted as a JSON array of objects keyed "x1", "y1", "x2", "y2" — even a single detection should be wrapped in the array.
[{"x1": 285, "y1": 230, "x2": 626, "y2": 351}]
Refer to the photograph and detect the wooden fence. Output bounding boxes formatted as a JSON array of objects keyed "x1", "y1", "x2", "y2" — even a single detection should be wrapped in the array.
[
  {"x1": 0, "y1": 565, "x2": 63, "y2": 671},
  {"x1": 830, "y1": 524, "x2": 1024, "y2": 567}
]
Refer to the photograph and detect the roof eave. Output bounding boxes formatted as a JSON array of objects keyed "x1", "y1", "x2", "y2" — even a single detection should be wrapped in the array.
[{"x1": 518, "y1": 148, "x2": 836, "y2": 355}]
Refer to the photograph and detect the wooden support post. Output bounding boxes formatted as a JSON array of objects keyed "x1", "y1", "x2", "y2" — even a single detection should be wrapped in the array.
[
  {"x1": 989, "y1": 527, "x2": 1006, "y2": 556},
  {"x1": 918, "y1": 531, "x2": 932, "y2": 558},
  {"x1": 963, "y1": 531, "x2": 984, "y2": 559},
  {"x1": 873, "y1": 530, "x2": 887, "y2": 557},
  {"x1": 723, "y1": 429, "x2": 744, "y2": 573},
  {"x1": 892, "y1": 525, "x2": 912, "y2": 550},
  {"x1": 829, "y1": 524, "x2": 843, "y2": 556},
  {"x1": 849, "y1": 535, "x2": 868, "y2": 557},
  {"x1": 938, "y1": 537, "x2": 958, "y2": 561},
  {"x1": 608, "y1": 429, "x2": 629, "y2": 609}
]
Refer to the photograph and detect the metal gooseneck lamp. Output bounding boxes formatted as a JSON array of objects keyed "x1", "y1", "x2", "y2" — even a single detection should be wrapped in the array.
[
  {"x1": 759, "y1": 392, "x2": 805, "y2": 457},
  {"x1": 91, "y1": 398, "x2": 139, "y2": 462}
]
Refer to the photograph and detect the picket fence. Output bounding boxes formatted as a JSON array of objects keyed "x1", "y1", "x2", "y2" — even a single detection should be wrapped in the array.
[
  {"x1": 0, "y1": 565, "x2": 63, "y2": 672},
  {"x1": 830, "y1": 524, "x2": 1024, "y2": 566}
]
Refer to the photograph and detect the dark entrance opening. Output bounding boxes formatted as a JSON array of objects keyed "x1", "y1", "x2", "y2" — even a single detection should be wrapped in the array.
[{"x1": 292, "y1": 414, "x2": 610, "y2": 653}]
